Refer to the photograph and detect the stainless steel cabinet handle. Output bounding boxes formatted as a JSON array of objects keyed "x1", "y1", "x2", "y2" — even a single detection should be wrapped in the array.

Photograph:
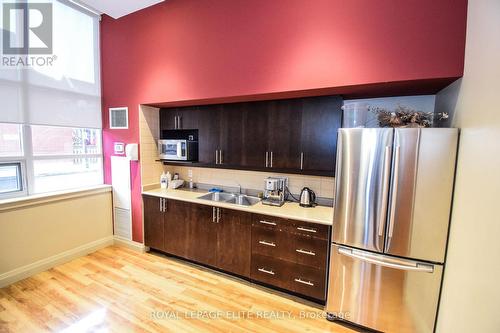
[
  {"x1": 296, "y1": 249, "x2": 315, "y2": 256},
  {"x1": 219, "y1": 150, "x2": 223, "y2": 164},
  {"x1": 265, "y1": 151, "x2": 269, "y2": 168},
  {"x1": 217, "y1": 208, "x2": 221, "y2": 223},
  {"x1": 159, "y1": 198, "x2": 163, "y2": 212},
  {"x1": 212, "y1": 207, "x2": 216, "y2": 223},
  {"x1": 270, "y1": 151, "x2": 273, "y2": 168},
  {"x1": 259, "y1": 240, "x2": 276, "y2": 247},
  {"x1": 300, "y1": 152, "x2": 304, "y2": 170},
  {"x1": 388, "y1": 146, "x2": 401, "y2": 238},
  {"x1": 177, "y1": 116, "x2": 181, "y2": 129},
  {"x1": 259, "y1": 220, "x2": 277, "y2": 226},
  {"x1": 163, "y1": 198, "x2": 167, "y2": 212},
  {"x1": 174, "y1": 116, "x2": 178, "y2": 129},
  {"x1": 297, "y1": 226, "x2": 317, "y2": 233},
  {"x1": 258, "y1": 268, "x2": 275, "y2": 275},
  {"x1": 378, "y1": 146, "x2": 392, "y2": 237},
  {"x1": 215, "y1": 150, "x2": 219, "y2": 164},
  {"x1": 294, "y1": 278, "x2": 314, "y2": 286}
]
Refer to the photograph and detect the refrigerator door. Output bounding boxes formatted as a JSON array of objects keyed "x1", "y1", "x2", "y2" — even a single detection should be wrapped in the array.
[
  {"x1": 326, "y1": 244, "x2": 443, "y2": 333},
  {"x1": 385, "y1": 128, "x2": 458, "y2": 262},
  {"x1": 333, "y1": 128, "x2": 393, "y2": 253}
]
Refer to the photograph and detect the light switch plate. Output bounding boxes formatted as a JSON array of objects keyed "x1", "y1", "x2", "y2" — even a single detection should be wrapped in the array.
[{"x1": 114, "y1": 142, "x2": 125, "y2": 155}]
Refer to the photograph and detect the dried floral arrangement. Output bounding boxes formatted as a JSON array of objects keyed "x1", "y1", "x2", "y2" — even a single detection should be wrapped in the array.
[{"x1": 369, "y1": 105, "x2": 449, "y2": 128}]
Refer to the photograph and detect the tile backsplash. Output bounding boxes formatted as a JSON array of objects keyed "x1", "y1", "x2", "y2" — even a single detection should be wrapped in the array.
[{"x1": 167, "y1": 166, "x2": 335, "y2": 199}]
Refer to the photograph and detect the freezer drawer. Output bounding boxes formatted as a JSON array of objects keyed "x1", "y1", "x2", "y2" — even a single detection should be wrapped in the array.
[{"x1": 326, "y1": 244, "x2": 443, "y2": 333}]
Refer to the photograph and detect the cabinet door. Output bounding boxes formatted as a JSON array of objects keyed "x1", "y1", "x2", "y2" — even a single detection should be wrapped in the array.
[
  {"x1": 197, "y1": 104, "x2": 222, "y2": 164},
  {"x1": 300, "y1": 96, "x2": 342, "y2": 173},
  {"x1": 160, "y1": 108, "x2": 178, "y2": 130},
  {"x1": 219, "y1": 104, "x2": 245, "y2": 167},
  {"x1": 164, "y1": 200, "x2": 190, "y2": 257},
  {"x1": 143, "y1": 195, "x2": 164, "y2": 251},
  {"x1": 241, "y1": 103, "x2": 269, "y2": 169},
  {"x1": 187, "y1": 204, "x2": 218, "y2": 266},
  {"x1": 217, "y1": 209, "x2": 252, "y2": 277},
  {"x1": 267, "y1": 99, "x2": 302, "y2": 170}
]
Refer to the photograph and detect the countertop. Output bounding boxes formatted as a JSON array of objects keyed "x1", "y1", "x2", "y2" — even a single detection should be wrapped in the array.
[{"x1": 142, "y1": 188, "x2": 334, "y2": 226}]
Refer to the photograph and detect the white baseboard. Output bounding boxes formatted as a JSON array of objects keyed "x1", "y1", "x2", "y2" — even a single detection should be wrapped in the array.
[
  {"x1": 113, "y1": 236, "x2": 147, "y2": 252},
  {"x1": 0, "y1": 236, "x2": 114, "y2": 288}
]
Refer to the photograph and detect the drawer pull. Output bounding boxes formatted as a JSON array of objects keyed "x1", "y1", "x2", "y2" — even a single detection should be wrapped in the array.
[
  {"x1": 259, "y1": 220, "x2": 277, "y2": 226},
  {"x1": 297, "y1": 226, "x2": 317, "y2": 233},
  {"x1": 296, "y1": 249, "x2": 316, "y2": 256},
  {"x1": 258, "y1": 268, "x2": 275, "y2": 275},
  {"x1": 294, "y1": 278, "x2": 314, "y2": 286},
  {"x1": 259, "y1": 240, "x2": 276, "y2": 247}
]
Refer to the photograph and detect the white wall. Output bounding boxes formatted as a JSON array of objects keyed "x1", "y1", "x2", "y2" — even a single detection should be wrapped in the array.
[{"x1": 435, "y1": 0, "x2": 500, "y2": 331}]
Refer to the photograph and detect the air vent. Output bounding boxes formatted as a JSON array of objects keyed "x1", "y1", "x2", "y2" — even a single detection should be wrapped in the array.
[{"x1": 109, "y1": 107, "x2": 128, "y2": 129}]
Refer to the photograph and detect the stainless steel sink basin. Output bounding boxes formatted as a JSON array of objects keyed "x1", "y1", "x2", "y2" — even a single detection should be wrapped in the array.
[
  {"x1": 225, "y1": 194, "x2": 261, "y2": 206},
  {"x1": 197, "y1": 192, "x2": 260, "y2": 206}
]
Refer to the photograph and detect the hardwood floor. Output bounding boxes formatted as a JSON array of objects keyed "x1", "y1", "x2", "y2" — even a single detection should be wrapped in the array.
[{"x1": 0, "y1": 246, "x2": 359, "y2": 333}]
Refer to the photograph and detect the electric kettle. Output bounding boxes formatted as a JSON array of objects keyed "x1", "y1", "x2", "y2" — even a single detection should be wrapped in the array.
[{"x1": 299, "y1": 187, "x2": 316, "y2": 207}]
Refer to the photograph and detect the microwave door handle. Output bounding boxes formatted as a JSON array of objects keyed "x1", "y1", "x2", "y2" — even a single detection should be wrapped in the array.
[{"x1": 176, "y1": 142, "x2": 182, "y2": 158}]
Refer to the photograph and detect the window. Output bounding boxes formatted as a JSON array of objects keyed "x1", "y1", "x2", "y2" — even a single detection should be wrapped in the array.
[
  {"x1": 0, "y1": 163, "x2": 23, "y2": 194},
  {"x1": 31, "y1": 126, "x2": 103, "y2": 194},
  {"x1": 0, "y1": 123, "x2": 26, "y2": 198},
  {"x1": 0, "y1": 1, "x2": 102, "y2": 199},
  {"x1": 0, "y1": 123, "x2": 23, "y2": 157}
]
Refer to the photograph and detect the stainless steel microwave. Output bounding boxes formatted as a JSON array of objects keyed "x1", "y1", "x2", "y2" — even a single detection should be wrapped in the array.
[{"x1": 158, "y1": 139, "x2": 198, "y2": 161}]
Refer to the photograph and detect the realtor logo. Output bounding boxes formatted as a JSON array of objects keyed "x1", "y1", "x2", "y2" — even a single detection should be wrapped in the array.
[{"x1": 2, "y1": 2, "x2": 53, "y2": 55}]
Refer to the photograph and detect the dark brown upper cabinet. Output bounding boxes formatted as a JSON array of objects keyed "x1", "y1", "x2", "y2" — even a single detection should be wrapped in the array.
[
  {"x1": 160, "y1": 95, "x2": 342, "y2": 176},
  {"x1": 300, "y1": 96, "x2": 342, "y2": 173},
  {"x1": 266, "y1": 99, "x2": 303, "y2": 170}
]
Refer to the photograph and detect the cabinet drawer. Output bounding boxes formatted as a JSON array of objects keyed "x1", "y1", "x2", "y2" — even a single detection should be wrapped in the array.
[
  {"x1": 290, "y1": 264, "x2": 327, "y2": 301},
  {"x1": 251, "y1": 226, "x2": 292, "y2": 261},
  {"x1": 252, "y1": 214, "x2": 290, "y2": 231},
  {"x1": 251, "y1": 254, "x2": 290, "y2": 290},
  {"x1": 291, "y1": 221, "x2": 330, "y2": 240},
  {"x1": 293, "y1": 235, "x2": 329, "y2": 269}
]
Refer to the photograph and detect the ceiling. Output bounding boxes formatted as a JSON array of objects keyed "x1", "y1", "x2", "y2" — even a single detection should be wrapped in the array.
[{"x1": 77, "y1": 0, "x2": 165, "y2": 19}]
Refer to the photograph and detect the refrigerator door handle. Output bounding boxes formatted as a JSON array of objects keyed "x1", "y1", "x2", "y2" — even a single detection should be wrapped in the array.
[
  {"x1": 388, "y1": 145, "x2": 401, "y2": 238},
  {"x1": 338, "y1": 246, "x2": 434, "y2": 273},
  {"x1": 378, "y1": 146, "x2": 392, "y2": 236}
]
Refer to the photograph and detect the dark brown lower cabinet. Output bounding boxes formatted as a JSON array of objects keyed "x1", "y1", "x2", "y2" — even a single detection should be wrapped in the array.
[
  {"x1": 163, "y1": 199, "x2": 190, "y2": 258},
  {"x1": 143, "y1": 195, "x2": 330, "y2": 302},
  {"x1": 143, "y1": 195, "x2": 165, "y2": 251},
  {"x1": 217, "y1": 209, "x2": 251, "y2": 277},
  {"x1": 187, "y1": 204, "x2": 217, "y2": 266}
]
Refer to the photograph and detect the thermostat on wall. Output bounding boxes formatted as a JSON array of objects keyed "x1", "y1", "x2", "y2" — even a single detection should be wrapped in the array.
[{"x1": 114, "y1": 142, "x2": 125, "y2": 155}]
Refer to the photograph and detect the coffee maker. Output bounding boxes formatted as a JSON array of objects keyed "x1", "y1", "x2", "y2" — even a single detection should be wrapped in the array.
[{"x1": 262, "y1": 177, "x2": 288, "y2": 207}]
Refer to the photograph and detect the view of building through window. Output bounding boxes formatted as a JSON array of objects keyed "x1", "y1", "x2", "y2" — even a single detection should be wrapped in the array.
[{"x1": 0, "y1": 123, "x2": 102, "y2": 196}]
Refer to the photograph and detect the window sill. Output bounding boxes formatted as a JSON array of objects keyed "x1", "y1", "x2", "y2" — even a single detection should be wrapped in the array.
[{"x1": 0, "y1": 185, "x2": 112, "y2": 212}]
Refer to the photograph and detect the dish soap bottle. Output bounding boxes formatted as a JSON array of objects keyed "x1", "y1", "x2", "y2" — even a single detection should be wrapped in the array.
[{"x1": 160, "y1": 172, "x2": 168, "y2": 189}]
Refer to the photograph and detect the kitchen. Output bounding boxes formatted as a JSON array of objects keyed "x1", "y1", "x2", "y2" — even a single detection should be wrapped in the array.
[{"x1": 0, "y1": 0, "x2": 499, "y2": 332}]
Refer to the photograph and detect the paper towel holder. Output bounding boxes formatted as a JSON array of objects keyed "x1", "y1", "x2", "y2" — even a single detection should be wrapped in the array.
[{"x1": 125, "y1": 143, "x2": 138, "y2": 161}]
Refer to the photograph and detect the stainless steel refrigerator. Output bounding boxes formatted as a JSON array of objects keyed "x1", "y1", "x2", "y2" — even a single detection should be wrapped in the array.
[{"x1": 326, "y1": 128, "x2": 458, "y2": 333}]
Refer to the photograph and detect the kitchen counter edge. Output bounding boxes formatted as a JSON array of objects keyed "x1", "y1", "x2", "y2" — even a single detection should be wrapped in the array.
[{"x1": 142, "y1": 188, "x2": 333, "y2": 226}]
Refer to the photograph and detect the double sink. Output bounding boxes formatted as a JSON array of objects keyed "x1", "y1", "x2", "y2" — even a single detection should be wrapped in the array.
[{"x1": 197, "y1": 192, "x2": 260, "y2": 207}]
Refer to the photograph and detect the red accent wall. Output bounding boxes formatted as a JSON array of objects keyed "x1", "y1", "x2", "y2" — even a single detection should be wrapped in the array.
[{"x1": 101, "y1": 0, "x2": 467, "y2": 242}]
